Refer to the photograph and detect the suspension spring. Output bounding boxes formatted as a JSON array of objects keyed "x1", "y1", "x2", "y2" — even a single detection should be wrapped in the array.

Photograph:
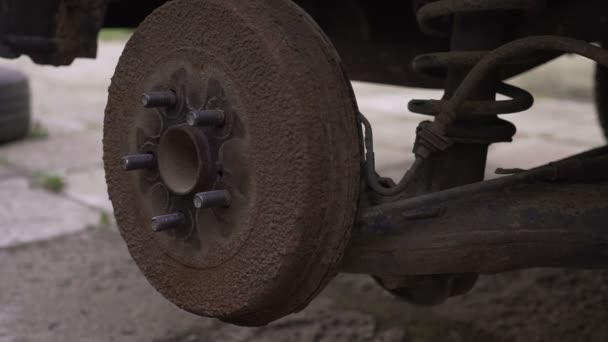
[
  {"x1": 369, "y1": 0, "x2": 608, "y2": 307},
  {"x1": 363, "y1": 0, "x2": 608, "y2": 196},
  {"x1": 409, "y1": 0, "x2": 547, "y2": 136},
  {"x1": 361, "y1": 0, "x2": 541, "y2": 196}
]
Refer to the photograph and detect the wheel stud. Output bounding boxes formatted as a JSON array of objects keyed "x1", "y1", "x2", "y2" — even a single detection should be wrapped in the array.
[
  {"x1": 151, "y1": 213, "x2": 185, "y2": 232},
  {"x1": 142, "y1": 91, "x2": 177, "y2": 108},
  {"x1": 121, "y1": 154, "x2": 156, "y2": 171},
  {"x1": 186, "y1": 110, "x2": 225, "y2": 127},
  {"x1": 194, "y1": 190, "x2": 231, "y2": 209}
]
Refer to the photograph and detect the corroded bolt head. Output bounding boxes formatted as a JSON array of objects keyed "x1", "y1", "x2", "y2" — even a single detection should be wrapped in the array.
[
  {"x1": 141, "y1": 91, "x2": 177, "y2": 108},
  {"x1": 121, "y1": 154, "x2": 156, "y2": 171},
  {"x1": 186, "y1": 110, "x2": 225, "y2": 127},
  {"x1": 151, "y1": 213, "x2": 185, "y2": 232},
  {"x1": 194, "y1": 190, "x2": 231, "y2": 209}
]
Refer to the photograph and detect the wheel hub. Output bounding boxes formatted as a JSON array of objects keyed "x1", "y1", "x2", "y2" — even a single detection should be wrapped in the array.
[
  {"x1": 104, "y1": 0, "x2": 361, "y2": 326},
  {"x1": 121, "y1": 59, "x2": 253, "y2": 268},
  {"x1": 157, "y1": 124, "x2": 212, "y2": 195}
]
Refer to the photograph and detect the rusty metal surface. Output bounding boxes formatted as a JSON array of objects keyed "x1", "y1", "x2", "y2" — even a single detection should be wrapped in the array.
[
  {"x1": 344, "y1": 149, "x2": 608, "y2": 275},
  {"x1": 104, "y1": 0, "x2": 360, "y2": 326},
  {"x1": 9, "y1": 0, "x2": 608, "y2": 325},
  {"x1": 348, "y1": 182, "x2": 608, "y2": 274},
  {"x1": 596, "y1": 46, "x2": 608, "y2": 138},
  {"x1": 0, "y1": 0, "x2": 108, "y2": 65},
  {"x1": 355, "y1": 0, "x2": 608, "y2": 306},
  {"x1": 357, "y1": 2, "x2": 517, "y2": 304}
]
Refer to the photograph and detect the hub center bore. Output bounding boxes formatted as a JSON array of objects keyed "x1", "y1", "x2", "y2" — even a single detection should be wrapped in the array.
[
  {"x1": 158, "y1": 125, "x2": 211, "y2": 195},
  {"x1": 120, "y1": 57, "x2": 251, "y2": 269}
]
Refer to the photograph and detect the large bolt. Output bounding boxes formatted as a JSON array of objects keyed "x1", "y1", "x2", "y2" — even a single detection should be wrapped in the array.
[
  {"x1": 186, "y1": 110, "x2": 225, "y2": 127},
  {"x1": 194, "y1": 190, "x2": 231, "y2": 209},
  {"x1": 141, "y1": 91, "x2": 177, "y2": 108},
  {"x1": 151, "y1": 213, "x2": 185, "y2": 232},
  {"x1": 121, "y1": 154, "x2": 156, "y2": 171}
]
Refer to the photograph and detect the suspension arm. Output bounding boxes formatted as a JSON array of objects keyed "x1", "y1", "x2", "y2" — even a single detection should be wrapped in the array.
[{"x1": 342, "y1": 149, "x2": 608, "y2": 276}]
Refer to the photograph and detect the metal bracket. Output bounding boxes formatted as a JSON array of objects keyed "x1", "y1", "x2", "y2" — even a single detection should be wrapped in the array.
[{"x1": 343, "y1": 147, "x2": 608, "y2": 276}]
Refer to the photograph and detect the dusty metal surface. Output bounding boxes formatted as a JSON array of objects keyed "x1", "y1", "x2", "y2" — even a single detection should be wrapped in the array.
[
  {"x1": 104, "y1": 0, "x2": 360, "y2": 326},
  {"x1": 7, "y1": 0, "x2": 606, "y2": 328},
  {"x1": 101, "y1": 0, "x2": 608, "y2": 322},
  {"x1": 345, "y1": 148, "x2": 608, "y2": 275},
  {"x1": 354, "y1": 180, "x2": 608, "y2": 274},
  {"x1": 0, "y1": 0, "x2": 108, "y2": 65},
  {"x1": 355, "y1": 0, "x2": 608, "y2": 306},
  {"x1": 362, "y1": 0, "x2": 527, "y2": 304}
]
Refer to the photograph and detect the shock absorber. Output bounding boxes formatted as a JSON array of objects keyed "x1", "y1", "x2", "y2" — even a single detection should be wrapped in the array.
[
  {"x1": 361, "y1": 0, "x2": 542, "y2": 199},
  {"x1": 372, "y1": 0, "x2": 545, "y2": 305},
  {"x1": 409, "y1": 0, "x2": 544, "y2": 148},
  {"x1": 369, "y1": 0, "x2": 608, "y2": 307}
]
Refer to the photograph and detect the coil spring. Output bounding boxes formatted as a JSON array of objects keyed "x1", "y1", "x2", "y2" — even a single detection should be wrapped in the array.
[
  {"x1": 408, "y1": 0, "x2": 546, "y2": 125},
  {"x1": 364, "y1": 0, "x2": 608, "y2": 196},
  {"x1": 362, "y1": 0, "x2": 541, "y2": 196}
]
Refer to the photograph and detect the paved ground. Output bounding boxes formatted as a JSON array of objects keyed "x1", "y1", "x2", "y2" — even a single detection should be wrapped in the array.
[{"x1": 0, "y1": 41, "x2": 606, "y2": 342}]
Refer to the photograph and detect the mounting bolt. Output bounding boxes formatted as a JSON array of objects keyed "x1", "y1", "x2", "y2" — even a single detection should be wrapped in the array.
[
  {"x1": 186, "y1": 110, "x2": 225, "y2": 127},
  {"x1": 121, "y1": 154, "x2": 156, "y2": 171},
  {"x1": 141, "y1": 91, "x2": 177, "y2": 108},
  {"x1": 194, "y1": 190, "x2": 231, "y2": 209},
  {"x1": 151, "y1": 213, "x2": 185, "y2": 232}
]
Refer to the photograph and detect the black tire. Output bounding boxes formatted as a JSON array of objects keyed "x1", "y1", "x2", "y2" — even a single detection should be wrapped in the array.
[
  {"x1": 595, "y1": 63, "x2": 608, "y2": 139},
  {"x1": 0, "y1": 67, "x2": 31, "y2": 144}
]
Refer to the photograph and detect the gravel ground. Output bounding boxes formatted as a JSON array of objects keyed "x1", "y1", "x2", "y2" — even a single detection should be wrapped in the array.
[{"x1": 0, "y1": 40, "x2": 606, "y2": 342}]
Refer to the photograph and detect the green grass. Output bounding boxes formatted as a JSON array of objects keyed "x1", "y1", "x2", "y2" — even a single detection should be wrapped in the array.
[
  {"x1": 27, "y1": 121, "x2": 49, "y2": 140},
  {"x1": 32, "y1": 173, "x2": 66, "y2": 193},
  {"x1": 98, "y1": 28, "x2": 133, "y2": 41},
  {"x1": 99, "y1": 212, "x2": 112, "y2": 228},
  {"x1": 86, "y1": 212, "x2": 114, "y2": 231}
]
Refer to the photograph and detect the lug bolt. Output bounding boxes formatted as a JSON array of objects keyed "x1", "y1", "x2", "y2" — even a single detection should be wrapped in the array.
[
  {"x1": 121, "y1": 154, "x2": 156, "y2": 171},
  {"x1": 141, "y1": 91, "x2": 177, "y2": 108},
  {"x1": 186, "y1": 110, "x2": 225, "y2": 127},
  {"x1": 194, "y1": 190, "x2": 231, "y2": 209},
  {"x1": 151, "y1": 213, "x2": 185, "y2": 232}
]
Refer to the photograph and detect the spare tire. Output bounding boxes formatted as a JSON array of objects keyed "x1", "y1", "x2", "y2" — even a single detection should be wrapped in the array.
[{"x1": 0, "y1": 67, "x2": 31, "y2": 144}]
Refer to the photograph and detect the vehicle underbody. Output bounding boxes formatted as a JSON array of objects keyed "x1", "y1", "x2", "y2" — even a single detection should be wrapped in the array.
[{"x1": 3, "y1": 0, "x2": 608, "y2": 326}]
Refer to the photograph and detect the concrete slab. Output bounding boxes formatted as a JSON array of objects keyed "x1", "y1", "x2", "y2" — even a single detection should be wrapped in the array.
[
  {"x1": 64, "y1": 168, "x2": 112, "y2": 213},
  {"x1": 507, "y1": 99, "x2": 604, "y2": 147},
  {"x1": 374, "y1": 149, "x2": 416, "y2": 182},
  {"x1": 0, "y1": 229, "x2": 491, "y2": 342},
  {"x1": 0, "y1": 162, "x2": 16, "y2": 180},
  {"x1": 0, "y1": 178, "x2": 101, "y2": 248},
  {"x1": 0, "y1": 130, "x2": 103, "y2": 174},
  {"x1": 0, "y1": 229, "x2": 209, "y2": 342},
  {"x1": 353, "y1": 82, "x2": 441, "y2": 121},
  {"x1": 510, "y1": 54, "x2": 595, "y2": 102},
  {"x1": 488, "y1": 136, "x2": 588, "y2": 171}
]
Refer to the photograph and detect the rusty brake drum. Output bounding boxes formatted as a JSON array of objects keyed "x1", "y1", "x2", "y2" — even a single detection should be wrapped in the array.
[{"x1": 103, "y1": 0, "x2": 361, "y2": 326}]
